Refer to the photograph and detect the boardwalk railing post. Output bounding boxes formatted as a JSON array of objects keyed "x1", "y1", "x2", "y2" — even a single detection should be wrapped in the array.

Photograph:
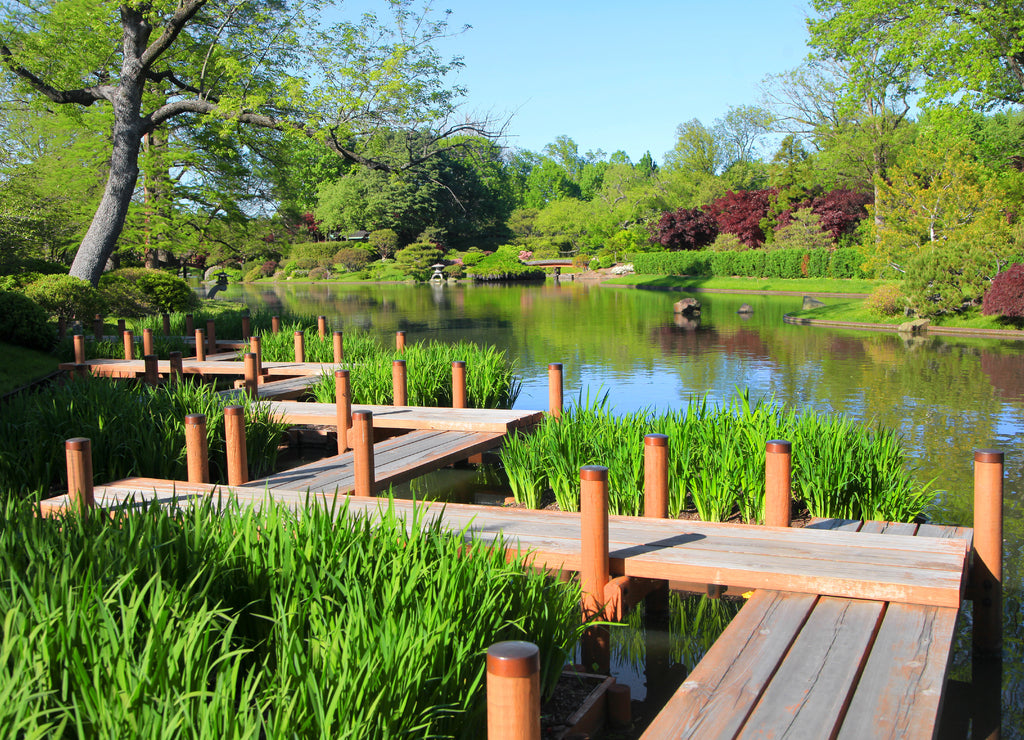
[
  {"x1": 206, "y1": 320, "x2": 217, "y2": 356},
  {"x1": 317, "y1": 315, "x2": 327, "y2": 338},
  {"x1": 765, "y1": 440, "x2": 792, "y2": 528},
  {"x1": 353, "y1": 411, "x2": 375, "y2": 497},
  {"x1": 185, "y1": 314, "x2": 194, "y2": 336},
  {"x1": 185, "y1": 414, "x2": 210, "y2": 484},
  {"x1": 224, "y1": 406, "x2": 248, "y2": 486},
  {"x1": 249, "y1": 336, "x2": 262, "y2": 382},
  {"x1": 333, "y1": 330, "x2": 344, "y2": 363},
  {"x1": 294, "y1": 331, "x2": 305, "y2": 363},
  {"x1": 117, "y1": 318, "x2": 126, "y2": 335},
  {"x1": 396, "y1": 330, "x2": 406, "y2": 352},
  {"x1": 393, "y1": 360, "x2": 407, "y2": 406},
  {"x1": 194, "y1": 329, "x2": 205, "y2": 361},
  {"x1": 169, "y1": 351, "x2": 183, "y2": 383},
  {"x1": 143, "y1": 354, "x2": 159, "y2": 386},
  {"x1": 122, "y1": 330, "x2": 133, "y2": 361},
  {"x1": 243, "y1": 353, "x2": 259, "y2": 398},
  {"x1": 143, "y1": 327, "x2": 155, "y2": 357},
  {"x1": 93, "y1": 314, "x2": 103, "y2": 341},
  {"x1": 335, "y1": 369, "x2": 351, "y2": 454},
  {"x1": 452, "y1": 361, "x2": 467, "y2": 409},
  {"x1": 486, "y1": 641, "x2": 541, "y2": 740},
  {"x1": 548, "y1": 363, "x2": 563, "y2": 419},
  {"x1": 644, "y1": 434, "x2": 669, "y2": 519},
  {"x1": 65, "y1": 437, "x2": 95, "y2": 512},
  {"x1": 241, "y1": 314, "x2": 251, "y2": 340},
  {"x1": 271, "y1": 315, "x2": 281, "y2": 334},
  {"x1": 73, "y1": 334, "x2": 86, "y2": 365},
  {"x1": 581, "y1": 465, "x2": 611, "y2": 674},
  {"x1": 162, "y1": 312, "x2": 171, "y2": 336},
  {"x1": 973, "y1": 449, "x2": 1003, "y2": 653}
]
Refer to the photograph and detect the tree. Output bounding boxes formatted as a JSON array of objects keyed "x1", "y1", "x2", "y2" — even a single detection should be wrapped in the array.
[
  {"x1": 0, "y1": 0, "x2": 488, "y2": 285},
  {"x1": 706, "y1": 189, "x2": 776, "y2": 247},
  {"x1": 650, "y1": 207, "x2": 718, "y2": 250},
  {"x1": 664, "y1": 118, "x2": 728, "y2": 177}
]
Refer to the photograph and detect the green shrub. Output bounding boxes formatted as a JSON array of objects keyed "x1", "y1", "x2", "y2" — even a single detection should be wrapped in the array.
[
  {"x1": 708, "y1": 233, "x2": 745, "y2": 252},
  {"x1": 23, "y1": 274, "x2": 105, "y2": 324},
  {"x1": 0, "y1": 291, "x2": 57, "y2": 350},
  {"x1": 333, "y1": 247, "x2": 371, "y2": 272},
  {"x1": 242, "y1": 264, "x2": 264, "y2": 283},
  {"x1": 394, "y1": 242, "x2": 444, "y2": 281},
  {"x1": 367, "y1": 229, "x2": 400, "y2": 260},
  {"x1": 0, "y1": 258, "x2": 67, "y2": 277},
  {"x1": 290, "y1": 242, "x2": 337, "y2": 270},
  {"x1": 828, "y1": 248, "x2": 868, "y2": 279},
  {"x1": 865, "y1": 283, "x2": 906, "y2": 318},
  {"x1": 466, "y1": 247, "x2": 545, "y2": 282},
  {"x1": 764, "y1": 249, "x2": 804, "y2": 279},
  {"x1": 308, "y1": 266, "x2": 331, "y2": 281},
  {"x1": 99, "y1": 269, "x2": 198, "y2": 313}
]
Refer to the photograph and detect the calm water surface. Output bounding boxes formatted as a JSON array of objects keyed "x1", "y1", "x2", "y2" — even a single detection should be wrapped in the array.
[{"x1": 219, "y1": 280, "x2": 1024, "y2": 734}]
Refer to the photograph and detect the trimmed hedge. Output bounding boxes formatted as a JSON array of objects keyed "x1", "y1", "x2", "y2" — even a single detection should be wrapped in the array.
[{"x1": 631, "y1": 247, "x2": 869, "y2": 280}]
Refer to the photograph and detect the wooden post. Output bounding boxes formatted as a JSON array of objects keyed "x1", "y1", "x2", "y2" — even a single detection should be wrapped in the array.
[
  {"x1": 392, "y1": 359, "x2": 407, "y2": 406},
  {"x1": 169, "y1": 351, "x2": 183, "y2": 383},
  {"x1": 548, "y1": 363, "x2": 563, "y2": 419},
  {"x1": 224, "y1": 406, "x2": 248, "y2": 486},
  {"x1": 205, "y1": 320, "x2": 216, "y2": 356},
  {"x1": 973, "y1": 449, "x2": 1003, "y2": 653},
  {"x1": 117, "y1": 318, "x2": 126, "y2": 335},
  {"x1": 765, "y1": 440, "x2": 792, "y2": 528},
  {"x1": 271, "y1": 315, "x2": 281, "y2": 334},
  {"x1": 581, "y1": 465, "x2": 611, "y2": 674},
  {"x1": 486, "y1": 641, "x2": 541, "y2": 740},
  {"x1": 249, "y1": 336, "x2": 262, "y2": 382},
  {"x1": 317, "y1": 315, "x2": 327, "y2": 338},
  {"x1": 644, "y1": 434, "x2": 669, "y2": 518},
  {"x1": 335, "y1": 369, "x2": 351, "y2": 454},
  {"x1": 184, "y1": 414, "x2": 209, "y2": 484},
  {"x1": 122, "y1": 330, "x2": 133, "y2": 360},
  {"x1": 241, "y1": 314, "x2": 251, "y2": 340},
  {"x1": 396, "y1": 330, "x2": 406, "y2": 351},
  {"x1": 185, "y1": 314, "x2": 194, "y2": 336},
  {"x1": 452, "y1": 361, "x2": 467, "y2": 409},
  {"x1": 333, "y1": 331, "x2": 344, "y2": 363},
  {"x1": 243, "y1": 353, "x2": 259, "y2": 398},
  {"x1": 93, "y1": 314, "x2": 103, "y2": 341},
  {"x1": 293, "y1": 331, "x2": 305, "y2": 363},
  {"x1": 353, "y1": 411, "x2": 375, "y2": 497},
  {"x1": 65, "y1": 437, "x2": 95, "y2": 512},
  {"x1": 194, "y1": 329, "x2": 205, "y2": 361},
  {"x1": 142, "y1": 328, "x2": 155, "y2": 357},
  {"x1": 73, "y1": 334, "x2": 86, "y2": 365},
  {"x1": 143, "y1": 354, "x2": 159, "y2": 386},
  {"x1": 161, "y1": 312, "x2": 171, "y2": 336}
]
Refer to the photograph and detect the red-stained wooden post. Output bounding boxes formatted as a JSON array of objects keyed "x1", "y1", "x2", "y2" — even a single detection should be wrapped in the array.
[
  {"x1": 93, "y1": 314, "x2": 103, "y2": 341},
  {"x1": 143, "y1": 354, "x2": 159, "y2": 386},
  {"x1": 184, "y1": 314, "x2": 194, "y2": 336},
  {"x1": 353, "y1": 411, "x2": 375, "y2": 497},
  {"x1": 644, "y1": 434, "x2": 669, "y2": 519},
  {"x1": 142, "y1": 328, "x2": 155, "y2": 357},
  {"x1": 65, "y1": 437, "x2": 95, "y2": 512},
  {"x1": 184, "y1": 414, "x2": 210, "y2": 484},
  {"x1": 122, "y1": 330, "x2": 133, "y2": 361},
  {"x1": 169, "y1": 351, "x2": 183, "y2": 383},
  {"x1": 271, "y1": 315, "x2": 281, "y2": 334},
  {"x1": 335, "y1": 369, "x2": 351, "y2": 454},
  {"x1": 161, "y1": 312, "x2": 171, "y2": 336},
  {"x1": 224, "y1": 405, "x2": 248, "y2": 486},
  {"x1": 317, "y1": 315, "x2": 327, "y2": 338},
  {"x1": 73, "y1": 334, "x2": 86, "y2": 365},
  {"x1": 765, "y1": 440, "x2": 792, "y2": 528},
  {"x1": 249, "y1": 336, "x2": 262, "y2": 382},
  {"x1": 243, "y1": 353, "x2": 259, "y2": 399},
  {"x1": 548, "y1": 363, "x2": 563, "y2": 419},
  {"x1": 581, "y1": 465, "x2": 611, "y2": 674},
  {"x1": 452, "y1": 361, "x2": 467, "y2": 409},
  {"x1": 205, "y1": 320, "x2": 217, "y2": 356},
  {"x1": 392, "y1": 360, "x2": 407, "y2": 406},
  {"x1": 241, "y1": 314, "x2": 251, "y2": 340},
  {"x1": 973, "y1": 449, "x2": 1004, "y2": 653},
  {"x1": 333, "y1": 331, "x2": 344, "y2": 363},
  {"x1": 486, "y1": 641, "x2": 541, "y2": 740},
  {"x1": 294, "y1": 331, "x2": 305, "y2": 363},
  {"x1": 194, "y1": 329, "x2": 205, "y2": 361},
  {"x1": 396, "y1": 330, "x2": 406, "y2": 351}
]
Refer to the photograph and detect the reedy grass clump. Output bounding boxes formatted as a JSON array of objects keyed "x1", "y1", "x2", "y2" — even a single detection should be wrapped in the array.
[
  {"x1": 502, "y1": 392, "x2": 934, "y2": 523},
  {"x1": 0, "y1": 378, "x2": 286, "y2": 500},
  {"x1": 0, "y1": 496, "x2": 582, "y2": 738}
]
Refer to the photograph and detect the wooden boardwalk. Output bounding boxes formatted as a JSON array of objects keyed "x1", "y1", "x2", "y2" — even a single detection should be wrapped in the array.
[
  {"x1": 59, "y1": 358, "x2": 328, "y2": 379},
  {"x1": 265, "y1": 400, "x2": 544, "y2": 433}
]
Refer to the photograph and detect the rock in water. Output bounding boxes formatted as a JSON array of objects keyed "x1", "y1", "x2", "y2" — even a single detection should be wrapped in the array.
[
  {"x1": 673, "y1": 297, "x2": 702, "y2": 316},
  {"x1": 737, "y1": 303, "x2": 753, "y2": 314}
]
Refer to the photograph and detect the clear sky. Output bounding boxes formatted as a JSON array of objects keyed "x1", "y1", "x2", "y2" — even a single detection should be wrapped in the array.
[{"x1": 426, "y1": 1, "x2": 815, "y2": 164}]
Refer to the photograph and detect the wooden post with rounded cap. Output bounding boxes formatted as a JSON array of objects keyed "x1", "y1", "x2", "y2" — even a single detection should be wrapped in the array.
[
  {"x1": 452, "y1": 361, "x2": 467, "y2": 409},
  {"x1": 93, "y1": 314, "x2": 103, "y2": 341},
  {"x1": 243, "y1": 353, "x2": 259, "y2": 398},
  {"x1": 396, "y1": 330, "x2": 406, "y2": 352},
  {"x1": 161, "y1": 312, "x2": 171, "y2": 336},
  {"x1": 644, "y1": 434, "x2": 669, "y2": 518},
  {"x1": 317, "y1": 315, "x2": 327, "y2": 337},
  {"x1": 116, "y1": 318, "x2": 126, "y2": 335},
  {"x1": 184, "y1": 314, "x2": 194, "y2": 336},
  {"x1": 271, "y1": 315, "x2": 281, "y2": 333},
  {"x1": 142, "y1": 328, "x2": 155, "y2": 356},
  {"x1": 293, "y1": 331, "x2": 304, "y2": 363},
  {"x1": 486, "y1": 641, "x2": 541, "y2": 740},
  {"x1": 122, "y1": 330, "x2": 133, "y2": 361},
  {"x1": 205, "y1": 320, "x2": 217, "y2": 356},
  {"x1": 73, "y1": 334, "x2": 86, "y2": 365},
  {"x1": 224, "y1": 406, "x2": 248, "y2": 486},
  {"x1": 581, "y1": 465, "x2": 611, "y2": 673},
  {"x1": 65, "y1": 437, "x2": 95, "y2": 512},
  {"x1": 333, "y1": 331, "x2": 344, "y2": 363},
  {"x1": 143, "y1": 354, "x2": 159, "y2": 386},
  {"x1": 169, "y1": 351, "x2": 183, "y2": 383},
  {"x1": 194, "y1": 329, "x2": 205, "y2": 361},
  {"x1": 352, "y1": 411, "x2": 375, "y2": 497},
  {"x1": 335, "y1": 369, "x2": 351, "y2": 453},
  {"x1": 765, "y1": 440, "x2": 792, "y2": 528},
  {"x1": 548, "y1": 363, "x2": 563, "y2": 419},
  {"x1": 241, "y1": 314, "x2": 251, "y2": 340},
  {"x1": 392, "y1": 360, "x2": 407, "y2": 406},
  {"x1": 249, "y1": 336, "x2": 262, "y2": 381},
  {"x1": 184, "y1": 414, "x2": 210, "y2": 484},
  {"x1": 973, "y1": 449, "x2": 1003, "y2": 653}
]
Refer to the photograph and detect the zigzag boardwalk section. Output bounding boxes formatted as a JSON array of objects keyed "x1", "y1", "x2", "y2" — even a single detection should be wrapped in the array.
[
  {"x1": 59, "y1": 358, "x2": 327, "y2": 379},
  {"x1": 640, "y1": 518, "x2": 972, "y2": 740},
  {"x1": 264, "y1": 400, "x2": 544, "y2": 434}
]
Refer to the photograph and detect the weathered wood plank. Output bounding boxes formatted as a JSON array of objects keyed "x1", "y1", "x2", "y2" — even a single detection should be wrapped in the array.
[{"x1": 267, "y1": 400, "x2": 544, "y2": 433}]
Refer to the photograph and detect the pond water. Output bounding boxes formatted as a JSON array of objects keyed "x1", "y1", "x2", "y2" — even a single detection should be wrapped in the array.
[{"x1": 217, "y1": 280, "x2": 1024, "y2": 734}]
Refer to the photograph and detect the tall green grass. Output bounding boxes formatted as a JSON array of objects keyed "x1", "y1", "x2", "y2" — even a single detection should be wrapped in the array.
[
  {"x1": 0, "y1": 496, "x2": 582, "y2": 737},
  {"x1": 501, "y1": 393, "x2": 934, "y2": 523},
  {"x1": 0, "y1": 378, "x2": 287, "y2": 499}
]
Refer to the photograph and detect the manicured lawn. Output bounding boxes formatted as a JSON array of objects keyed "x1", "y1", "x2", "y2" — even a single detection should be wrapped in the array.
[
  {"x1": 0, "y1": 342, "x2": 60, "y2": 395},
  {"x1": 606, "y1": 274, "x2": 882, "y2": 294},
  {"x1": 786, "y1": 301, "x2": 1023, "y2": 330}
]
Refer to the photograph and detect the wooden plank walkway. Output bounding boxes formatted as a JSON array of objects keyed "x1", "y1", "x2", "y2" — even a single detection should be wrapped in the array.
[
  {"x1": 219, "y1": 375, "x2": 323, "y2": 401},
  {"x1": 59, "y1": 358, "x2": 330, "y2": 378},
  {"x1": 265, "y1": 400, "x2": 545, "y2": 433},
  {"x1": 640, "y1": 519, "x2": 970, "y2": 739}
]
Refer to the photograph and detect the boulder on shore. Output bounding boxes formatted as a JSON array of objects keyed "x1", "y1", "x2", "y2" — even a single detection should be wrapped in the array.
[
  {"x1": 802, "y1": 296, "x2": 826, "y2": 310},
  {"x1": 897, "y1": 318, "x2": 930, "y2": 335}
]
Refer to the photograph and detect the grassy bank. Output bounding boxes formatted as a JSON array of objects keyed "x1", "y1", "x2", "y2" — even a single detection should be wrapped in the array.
[
  {"x1": 605, "y1": 274, "x2": 880, "y2": 294},
  {"x1": 786, "y1": 300, "x2": 1023, "y2": 330},
  {"x1": 0, "y1": 342, "x2": 60, "y2": 394}
]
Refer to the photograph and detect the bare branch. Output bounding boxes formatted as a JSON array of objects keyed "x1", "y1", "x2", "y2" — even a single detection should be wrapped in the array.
[{"x1": 0, "y1": 44, "x2": 111, "y2": 105}]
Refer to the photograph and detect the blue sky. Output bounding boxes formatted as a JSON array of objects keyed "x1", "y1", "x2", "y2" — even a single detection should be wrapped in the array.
[{"x1": 425, "y1": 1, "x2": 815, "y2": 164}]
